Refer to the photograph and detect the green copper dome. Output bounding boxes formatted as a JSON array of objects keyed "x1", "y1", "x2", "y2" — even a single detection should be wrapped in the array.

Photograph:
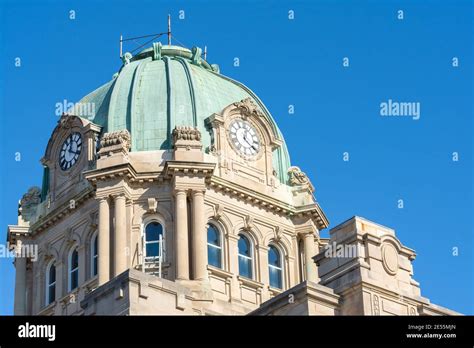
[{"x1": 76, "y1": 44, "x2": 291, "y2": 183}]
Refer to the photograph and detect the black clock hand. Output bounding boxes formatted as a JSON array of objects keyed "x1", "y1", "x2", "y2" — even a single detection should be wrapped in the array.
[
  {"x1": 241, "y1": 134, "x2": 252, "y2": 148},
  {"x1": 244, "y1": 131, "x2": 258, "y2": 150}
]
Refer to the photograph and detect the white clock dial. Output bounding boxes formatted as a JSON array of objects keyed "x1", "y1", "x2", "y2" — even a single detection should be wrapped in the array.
[
  {"x1": 59, "y1": 132, "x2": 82, "y2": 170},
  {"x1": 228, "y1": 119, "x2": 261, "y2": 158}
]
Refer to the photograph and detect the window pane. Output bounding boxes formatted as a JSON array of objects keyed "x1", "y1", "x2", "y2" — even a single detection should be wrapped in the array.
[
  {"x1": 49, "y1": 265, "x2": 56, "y2": 283},
  {"x1": 146, "y1": 222, "x2": 163, "y2": 241},
  {"x1": 268, "y1": 246, "x2": 280, "y2": 267},
  {"x1": 71, "y1": 270, "x2": 78, "y2": 290},
  {"x1": 48, "y1": 284, "x2": 55, "y2": 304},
  {"x1": 269, "y1": 267, "x2": 282, "y2": 289},
  {"x1": 93, "y1": 257, "x2": 97, "y2": 276},
  {"x1": 146, "y1": 242, "x2": 159, "y2": 257},
  {"x1": 93, "y1": 235, "x2": 98, "y2": 255},
  {"x1": 239, "y1": 256, "x2": 252, "y2": 279},
  {"x1": 207, "y1": 225, "x2": 220, "y2": 246},
  {"x1": 71, "y1": 249, "x2": 78, "y2": 269},
  {"x1": 208, "y1": 245, "x2": 221, "y2": 268},
  {"x1": 238, "y1": 235, "x2": 250, "y2": 256}
]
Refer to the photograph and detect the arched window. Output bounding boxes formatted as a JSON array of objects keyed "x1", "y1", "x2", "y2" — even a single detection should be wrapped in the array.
[
  {"x1": 68, "y1": 247, "x2": 79, "y2": 291},
  {"x1": 144, "y1": 221, "x2": 164, "y2": 260},
  {"x1": 142, "y1": 221, "x2": 165, "y2": 277},
  {"x1": 238, "y1": 234, "x2": 253, "y2": 279},
  {"x1": 46, "y1": 261, "x2": 56, "y2": 305},
  {"x1": 268, "y1": 245, "x2": 283, "y2": 289},
  {"x1": 91, "y1": 233, "x2": 98, "y2": 277},
  {"x1": 207, "y1": 224, "x2": 222, "y2": 268}
]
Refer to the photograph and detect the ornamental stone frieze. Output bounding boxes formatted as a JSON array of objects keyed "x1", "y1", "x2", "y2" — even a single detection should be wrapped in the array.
[
  {"x1": 172, "y1": 126, "x2": 202, "y2": 142},
  {"x1": 99, "y1": 129, "x2": 131, "y2": 156},
  {"x1": 172, "y1": 126, "x2": 204, "y2": 162}
]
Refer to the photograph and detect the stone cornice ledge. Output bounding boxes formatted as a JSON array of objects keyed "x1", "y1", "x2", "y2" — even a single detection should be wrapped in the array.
[
  {"x1": 29, "y1": 187, "x2": 95, "y2": 235},
  {"x1": 164, "y1": 160, "x2": 216, "y2": 178},
  {"x1": 237, "y1": 275, "x2": 264, "y2": 290},
  {"x1": 84, "y1": 162, "x2": 141, "y2": 183},
  {"x1": 207, "y1": 265, "x2": 233, "y2": 279},
  {"x1": 248, "y1": 280, "x2": 340, "y2": 316},
  {"x1": 7, "y1": 225, "x2": 30, "y2": 246},
  {"x1": 209, "y1": 176, "x2": 329, "y2": 230}
]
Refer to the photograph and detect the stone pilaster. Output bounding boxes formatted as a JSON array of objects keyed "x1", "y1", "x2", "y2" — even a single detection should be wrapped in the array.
[
  {"x1": 175, "y1": 189, "x2": 189, "y2": 280},
  {"x1": 98, "y1": 197, "x2": 110, "y2": 285},
  {"x1": 227, "y1": 234, "x2": 241, "y2": 301},
  {"x1": 14, "y1": 256, "x2": 27, "y2": 315},
  {"x1": 191, "y1": 189, "x2": 208, "y2": 281},
  {"x1": 78, "y1": 245, "x2": 86, "y2": 285},
  {"x1": 257, "y1": 245, "x2": 271, "y2": 301},
  {"x1": 55, "y1": 261, "x2": 64, "y2": 306},
  {"x1": 114, "y1": 194, "x2": 127, "y2": 276},
  {"x1": 303, "y1": 231, "x2": 319, "y2": 283}
]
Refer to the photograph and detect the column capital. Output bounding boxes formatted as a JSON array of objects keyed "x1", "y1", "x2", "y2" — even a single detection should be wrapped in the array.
[
  {"x1": 298, "y1": 230, "x2": 316, "y2": 238},
  {"x1": 112, "y1": 193, "x2": 127, "y2": 200},
  {"x1": 96, "y1": 195, "x2": 110, "y2": 203},
  {"x1": 174, "y1": 188, "x2": 187, "y2": 195},
  {"x1": 191, "y1": 189, "x2": 206, "y2": 197}
]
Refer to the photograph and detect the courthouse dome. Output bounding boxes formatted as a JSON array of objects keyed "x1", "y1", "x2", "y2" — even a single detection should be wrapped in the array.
[{"x1": 75, "y1": 44, "x2": 291, "y2": 182}]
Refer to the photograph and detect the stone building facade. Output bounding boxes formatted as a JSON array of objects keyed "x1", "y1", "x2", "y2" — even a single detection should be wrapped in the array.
[{"x1": 7, "y1": 43, "x2": 458, "y2": 316}]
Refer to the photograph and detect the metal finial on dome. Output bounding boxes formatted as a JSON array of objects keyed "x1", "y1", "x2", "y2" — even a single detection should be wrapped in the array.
[
  {"x1": 118, "y1": 15, "x2": 172, "y2": 60},
  {"x1": 167, "y1": 14, "x2": 171, "y2": 45},
  {"x1": 153, "y1": 42, "x2": 162, "y2": 60},
  {"x1": 120, "y1": 34, "x2": 123, "y2": 58}
]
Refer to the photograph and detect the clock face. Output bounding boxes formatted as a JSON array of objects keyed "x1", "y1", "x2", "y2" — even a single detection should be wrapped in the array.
[
  {"x1": 228, "y1": 119, "x2": 261, "y2": 158},
  {"x1": 59, "y1": 132, "x2": 82, "y2": 170}
]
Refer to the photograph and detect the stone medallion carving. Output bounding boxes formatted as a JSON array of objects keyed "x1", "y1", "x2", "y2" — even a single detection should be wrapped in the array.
[
  {"x1": 232, "y1": 97, "x2": 264, "y2": 119},
  {"x1": 382, "y1": 243, "x2": 399, "y2": 275},
  {"x1": 288, "y1": 166, "x2": 315, "y2": 192}
]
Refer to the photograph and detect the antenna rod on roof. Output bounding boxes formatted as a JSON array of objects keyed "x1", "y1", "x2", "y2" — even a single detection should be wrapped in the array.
[
  {"x1": 120, "y1": 34, "x2": 123, "y2": 58},
  {"x1": 167, "y1": 14, "x2": 171, "y2": 45}
]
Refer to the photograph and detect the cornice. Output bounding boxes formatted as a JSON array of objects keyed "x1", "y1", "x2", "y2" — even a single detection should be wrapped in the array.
[
  {"x1": 209, "y1": 176, "x2": 329, "y2": 230},
  {"x1": 29, "y1": 187, "x2": 95, "y2": 235},
  {"x1": 82, "y1": 161, "x2": 329, "y2": 229},
  {"x1": 164, "y1": 161, "x2": 215, "y2": 178},
  {"x1": 6, "y1": 225, "x2": 30, "y2": 247}
]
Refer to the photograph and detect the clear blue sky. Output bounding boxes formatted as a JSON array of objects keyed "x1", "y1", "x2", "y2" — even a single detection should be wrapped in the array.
[{"x1": 0, "y1": 0, "x2": 472, "y2": 314}]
